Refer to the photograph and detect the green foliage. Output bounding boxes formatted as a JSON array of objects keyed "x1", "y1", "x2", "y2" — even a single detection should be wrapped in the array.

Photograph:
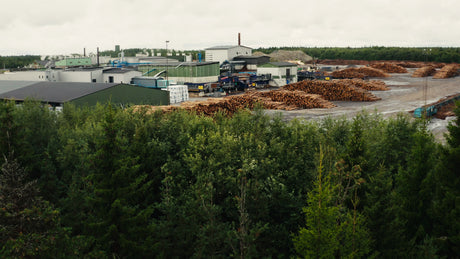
[
  {"x1": 0, "y1": 158, "x2": 90, "y2": 258},
  {"x1": 0, "y1": 55, "x2": 41, "y2": 69},
  {"x1": 432, "y1": 102, "x2": 460, "y2": 257},
  {"x1": 293, "y1": 146, "x2": 371, "y2": 258},
  {"x1": 0, "y1": 100, "x2": 457, "y2": 257}
]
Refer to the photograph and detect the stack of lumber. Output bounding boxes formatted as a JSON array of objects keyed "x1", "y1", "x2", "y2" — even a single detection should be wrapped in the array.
[
  {"x1": 282, "y1": 80, "x2": 381, "y2": 101},
  {"x1": 433, "y1": 64, "x2": 460, "y2": 79},
  {"x1": 332, "y1": 67, "x2": 390, "y2": 79},
  {"x1": 370, "y1": 63, "x2": 408, "y2": 73},
  {"x1": 412, "y1": 66, "x2": 436, "y2": 77}
]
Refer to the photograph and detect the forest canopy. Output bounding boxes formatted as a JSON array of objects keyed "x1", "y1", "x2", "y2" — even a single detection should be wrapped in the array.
[{"x1": 0, "y1": 101, "x2": 459, "y2": 258}]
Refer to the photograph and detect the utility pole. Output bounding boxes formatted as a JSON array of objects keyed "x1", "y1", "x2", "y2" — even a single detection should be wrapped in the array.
[
  {"x1": 423, "y1": 48, "x2": 431, "y2": 118},
  {"x1": 166, "y1": 40, "x2": 169, "y2": 83}
]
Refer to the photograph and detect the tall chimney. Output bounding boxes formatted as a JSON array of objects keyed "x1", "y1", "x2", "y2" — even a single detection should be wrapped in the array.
[
  {"x1": 84, "y1": 48, "x2": 86, "y2": 57},
  {"x1": 238, "y1": 33, "x2": 241, "y2": 46}
]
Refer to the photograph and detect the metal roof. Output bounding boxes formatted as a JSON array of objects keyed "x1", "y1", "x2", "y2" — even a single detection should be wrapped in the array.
[
  {"x1": 206, "y1": 45, "x2": 252, "y2": 50},
  {"x1": 103, "y1": 68, "x2": 138, "y2": 74},
  {"x1": 262, "y1": 62, "x2": 297, "y2": 67},
  {"x1": 139, "y1": 61, "x2": 219, "y2": 67},
  {"x1": 0, "y1": 80, "x2": 40, "y2": 95},
  {"x1": 0, "y1": 82, "x2": 117, "y2": 103}
]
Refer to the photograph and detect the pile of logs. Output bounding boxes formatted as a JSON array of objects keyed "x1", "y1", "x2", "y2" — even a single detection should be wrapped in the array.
[
  {"x1": 282, "y1": 80, "x2": 381, "y2": 101},
  {"x1": 339, "y1": 79, "x2": 389, "y2": 91},
  {"x1": 132, "y1": 78, "x2": 389, "y2": 116},
  {"x1": 251, "y1": 90, "x2": 336, "y2": 109},
  {"x1": 332, "y1": 67, "x2": 390, "y2": 79},
  {"x1": 370, "y1": 63, "x2": 408, "y2": 73},
  {"x1": 412, "y1": 66, "x2": 436, "y2": 77},
  {"x1": 433, "y1": 64, "x2": 460, "y2": 79}
]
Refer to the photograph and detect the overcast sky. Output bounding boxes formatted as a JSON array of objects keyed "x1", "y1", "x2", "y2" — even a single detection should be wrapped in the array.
[{"x1": 1, "y1": 0, "x2": 459, "y2": 56}]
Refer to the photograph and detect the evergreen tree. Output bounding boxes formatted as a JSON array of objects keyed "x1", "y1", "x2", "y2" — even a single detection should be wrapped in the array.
[
  {"x1": 0, "y1": 158, "x2": 85, "y2": 258},
  {"x1": 433, "y1": 103, "x2": 460, "y2": 257},
  {"x1": 85, "y1": 105, "x2": 154, "y2": 257}
]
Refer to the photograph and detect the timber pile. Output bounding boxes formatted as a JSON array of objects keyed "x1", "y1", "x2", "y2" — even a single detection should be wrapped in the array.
[
  {"x1": 433, "y1": 64, "x2": 460, "y2": 79},
  {"x1": 332, "y1": 67, "x2": 390, "y2": 79},
  {"x1": 331, "y1": 69, "x2": 366, "y2": 79},
  {"x1": 142, "y1": 90, "x2": 337, "y2": 116},
  {"x1": 253, "y1": 90, "x2": 336, "y2": 109},
  {"x1": 412, "y1": 66, "x2": 436, "y2": 77},
  {"x1": 395, "y1": 62, "x2": 423, "y2": 68},
  {"x1": 282, "y1": 80, "x2": 381, "y2": 101},
  {"x1": 340, "y1": 79, "x2": 389, "y2": 91},
  {"x1": 370, "y1": 63, "x2": 408, "y2": 73}
]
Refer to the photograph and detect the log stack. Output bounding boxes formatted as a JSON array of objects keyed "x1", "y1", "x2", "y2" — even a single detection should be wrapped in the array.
[
  {"x1": 433, "y1": 64, "x2": 460, "y2": 79},
  {"x1": 282, "y1": 80, "x2": 381, "y2": 101},
  {"x1": 331, "y1": 69, "x2": 366, "y2": 79},
  {"x1": 412, "y1": 66, "x2": 436, "y2": 78},
  {"x1": 339, "y1": 79, "x2": 389, "y2": 91},
  {"x1": 370, "y1": 63, "x2": 408, "y2": 73},
  {"x1": 253, "y1": 90, "x2": 336, "y2": 109},
  {"x1": 332, "y1": 67, "x2": 390, "y2": 79}
]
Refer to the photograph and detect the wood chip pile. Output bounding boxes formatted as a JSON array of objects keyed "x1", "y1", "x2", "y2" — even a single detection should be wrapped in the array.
[
  {"x1": 282, "y1": 80, "x2": 381, "y2": 101},
  {"x1": 332, "y1": 67, "x2": 390, "y2": 79},
  {"x1": 412, "y1": 66, "x2": 436, "y2": 77},
  {"x1": 370, "y1": 63, "x2": 408, "y2": 73},
  {"x1": 433, "y1": 64, "x2": 460, "y2": 79}
]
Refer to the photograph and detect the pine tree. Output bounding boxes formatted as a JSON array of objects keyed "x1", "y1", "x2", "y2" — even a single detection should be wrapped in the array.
[
  {"x1": 0, "y1": 158, "x2": 79, "y2": 257},
  {"x1": 433, "y1": 102, "x2": 460, "y2": 257},
  {"x1": 85, "y1": 105, "x2": 154, "y2": 257}
]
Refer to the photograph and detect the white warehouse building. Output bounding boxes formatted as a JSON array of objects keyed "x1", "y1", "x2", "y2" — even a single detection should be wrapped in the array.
[
  {"x1": 205, "y1": 45, "x2": 252, "y2": 64},
  {"x1": 0, "y1": 68, "x2": 141, "y2": 84}
]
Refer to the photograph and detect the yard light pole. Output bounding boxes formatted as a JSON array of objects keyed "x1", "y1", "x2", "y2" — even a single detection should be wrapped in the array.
[{"x1": 166, "y1": 40, "x2": 170, "y2": 83}]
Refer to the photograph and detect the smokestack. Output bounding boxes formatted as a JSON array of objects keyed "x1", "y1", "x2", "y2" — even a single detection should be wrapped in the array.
[
  {"x1": 84, "y1": 48, "x2": 86, "y2": 57},
  {"x1": 97, "y1": 47, "x2": 100, "y2": 67},
  {"x1": 238, "y1": 33, "x2": 241, "y2": 46}
]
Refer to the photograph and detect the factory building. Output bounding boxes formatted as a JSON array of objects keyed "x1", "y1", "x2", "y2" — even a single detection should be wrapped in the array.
[
  {"x1": 0, "y1": 68, "x2": 141, "y2": 84},
  {"x1": 205, "y1": 45, "x2": 252, "y2": 64},
  {"x1": 231, "y1": 55, "x2": 271, "y2": 70},
  {"x1": 138, "y1": 62, "x2": 220, "y2": 85},
  {"x1": 102, "y1": 68, "x2": 142, "y2": 84},
  {"x1": 0, "y1": 81, "x2": 170, "y2": 107},
  {"x1": 257, "y1": 62, "x2": 298, "y2": 87}
]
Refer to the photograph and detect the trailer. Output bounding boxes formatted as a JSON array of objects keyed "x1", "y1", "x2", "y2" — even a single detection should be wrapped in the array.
[{"x1": 413, "y1": 93, "x2": 460, "y2": 118}]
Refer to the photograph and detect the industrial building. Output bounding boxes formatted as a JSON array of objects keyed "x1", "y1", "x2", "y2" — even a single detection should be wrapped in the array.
[
  {"x1": 232, "y1": 55, "x2": 271, "y2": 70},
  {"x1": 0, "y1": 81, "x2": 169, "y2": 107},
  {"x1": 138, "y1": 62, "x2": 220, "y2": 85},
  {"x1": 257, "y1": 62, "x2": 298, "y2": 86},
  {"x1": 205, "y1": 45, "x2": 252, "y2": 64},
  {"x1": 0, "y1": 68, "x2": 142, "y2": 84}
]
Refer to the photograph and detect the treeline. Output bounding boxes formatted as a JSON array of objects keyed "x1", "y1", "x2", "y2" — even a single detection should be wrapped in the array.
[
  {"x1": 0, "y1": 55, "x2": 41, "y2": 69},
  {"x1": 255, "y1": 46, "x2": 460, "y2": 63},
  {"x1": 0, "y1": 101, "x2": 459, "y2": 258}
]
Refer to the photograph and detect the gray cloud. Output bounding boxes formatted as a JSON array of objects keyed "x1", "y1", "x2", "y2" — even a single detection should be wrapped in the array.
[{"x1": 1, "y1": 0, "x2": 459, "y2": 55}]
